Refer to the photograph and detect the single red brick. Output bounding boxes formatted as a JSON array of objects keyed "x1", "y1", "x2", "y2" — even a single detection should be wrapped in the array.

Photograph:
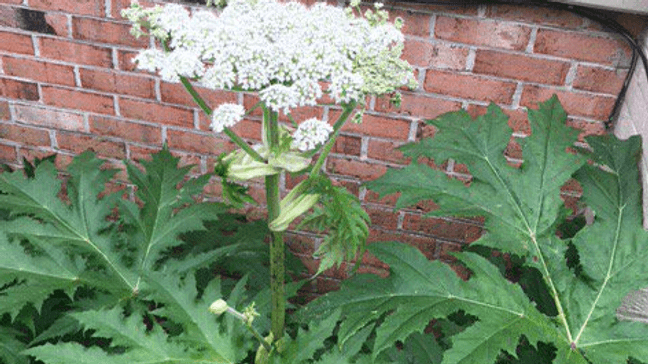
[
  {"x1": 366, "y1": 206, "x2": 399, "y2": 230},
  {"x1": 424, "y1": 69, "x2": 517, "y2": 104},
  {"x1": 375, "y1": 92, "x2": 462, "y2": 120},
  {"x1": 560, "y1": 178, "x2": 582, "y2": 195},
  {"x1": 0, "y1": 31, "x2": 34, "y2": 55},
  {"x1": 72, "y1": 16, "x2": 147, "y2": 47},
  {"x1": 0, "y1": 124, "x2": 50, "y2": 146},
  {"x1": 332, "y1": 111, "x2": 411, "y2": 140},
  {"x1": 41, "y1": 86, "x2": 114, "y2": 115},
  {"x1": 484, "y1": 4, "x2": 586, "y2": 29},
  {"x1": 388, "y1": 8, "x2": 430, "y2": 37},
  {"x1": 473, "y1": 50, "x2": 570, "y2": 85},
  {"x1": 39, "y1": 38, "x2": 112, "y2": 68},
  {"x1": 326, "y1": 157, "x2": 387, "y2": 181},
  {"x1": 2, "y1": 56, "x2": 76, "y2": 87},
  {"x1": 403, "y1": 214, "x2": 482, "y2": 243},
  {"x1": 30, "y1": 0, "x2": 104, "y2": 17},
  {"x1": 89, "y1": 115, "x2": 163, "y2": 145},
  {"x1": 119, "y1": 98, "x2": 194, "y2": 128},
  {"x1": 403, "y1": 39, "x2": 469, "y2": 69},
  {"x1": 0, "y1": 142, "x2": 16, "y2": 163},
  {"x1": 520, "y1": 85, "x2": 615, "y2": 121},
  {"x1": 0, "y1": 100, "x2": 9, "y2": 120},
  {"x1": 0, "y1": 78, "x2": 39, "y2": 101},
  {"x1": 14, "y1": 105, "x2": 85, "y2": 131},
  {"x1": 572, "y1": 65, "x2": 627, "y2": 95},
  {"x1": 228, "y1": 118, "x2": 262, "y2": 141},
  {"x1": 56, "y1": 132, "x2": 126, "y2": 159},
  {"x1": 79, "y1": 68, "x2": 155, "y2": 99},
  {"x1": 0, "y1": 0, "x2": 23, "y2": 4},
  {"x1": 44, "y1": 12, "x2": 69, "y2": 37},
  {"x1": 166, "y1": 129, "x2": 235, "y2": 155},
  {"x1": 435, "y1": 16, "x2": 532, "y2": 51},
  {"x1": 534, "y1": 29, "x2": 631, "y2": 66},
  {"x1": 367, "y1": 139, "x2": 410, "y2": 164},
  {"x1": 332, "y1": 135, "x2": 362, "y2": 156}
]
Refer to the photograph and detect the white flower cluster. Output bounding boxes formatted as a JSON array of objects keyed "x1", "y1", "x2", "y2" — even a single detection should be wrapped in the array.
[
  {"x1": 123, "y1": 0, "x2": 417, "y2": 114},
  {"x1": 211, "y1": 103, "x2": 245, "y2": 132},
  {"x1": 291, "y1": 118, "x2": 334, "y2": 151}
]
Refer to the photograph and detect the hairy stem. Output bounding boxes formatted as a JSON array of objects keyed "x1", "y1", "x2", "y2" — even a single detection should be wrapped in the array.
[{"x1": 264, "y1": 107, "x2": 285, "y2": 339}]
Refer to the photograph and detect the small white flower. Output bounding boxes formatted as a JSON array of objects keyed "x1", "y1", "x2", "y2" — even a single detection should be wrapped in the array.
[
  {"x1": 291, "y1": 118, "x2": 334, "y2": 151},
  {"x1": 211, "y1": 103, "x2": 245, "y2": 133}
]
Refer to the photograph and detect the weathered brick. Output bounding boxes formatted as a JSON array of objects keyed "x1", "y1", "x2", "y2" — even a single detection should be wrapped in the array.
[
  {"x1": 0, "y1": 142, "x2": 16, "y2": 163},
  {"x1": 367, "y1": 139, "x2": 410, "y2": 164},
  {"x1": 228, "y1": 118, "x2": 262, "y2": 141},
  {"x1": 167, "y1": 129, "x2": 235, "y2": 155},
  {"x1": 366, "y1": 206, "x2": 399, "y2": 230},
  {"x1": 117, "y1": 49, "x2": 143, "y2": 73},
  {"x1": 0, "y1": 77, "x2": 39, "y2": 101},
  {"x1": 484, "y1": 4, "x2": 586, "y2": 29},
  {"x1": 39, "y1": 38, "x2": 112, "y2": 68},
  {"x1": 80, "y1": 68, "x2": 155, "y2": 99},
  {"x1": 2, "y1": 56, "x2": 76, "y2": 87},
  {"x1": 403, "y1": 214, "x2": 482, "y2": 243},
  {"x1": 424, "y1": 69, "x2": 517, "y2": 104},
  {"x1": 41, "y1": 86, "x2": 114, "y2": 115},
  {"x1": 473, "y1": 50, "x2": 570, "y2": 85},
  {"x1": 534, "y1": 29, "x2": 631, "y2": 66},
  {"x1": 403, "y1": 39, "x2": 468, "y2": 69},
  {"x1": 0, "y1": 31, "x2": 34, "y2": 55},
  {"x1": 72, "y1": 16, "x2": 147, "y2": 47},
  {"x1": 374, "y1": 92, "x2": 461, "y2": 120},
  {"x1": 566, "y1": 118, "x2": 606, "y2": 142},
  {"x1": 119, "y1": 98, "x2": 194, "y2": 127},
  {"x1": 0, "y1": 123, "x2": 50, "y2": 146},
  {"x1": 332, "y1": 134, "x2": 361, "y2": 156},
  {"x1": 326, "y1": 157, "x2": 386, "y2": 181},
  {"x1": 0, "y1": 0, "x2": 23, "y2": 4},
  {"x1": 389, "y1": 8, "x2": 430, "y2": 37},
  {"x1": 0, "y1": 101, "x2": 9, "y2": 120},
  {"x1": 572, "y1": 65, "x2": 626, "y2": 95},
  {"x1": 520, "y1": 85, "x2": 615, "y2": 120},
  {"x1": 364, "y1": 188, "x2": 400, "y2": 207},
  {"x1": 29, "y1": 0, "x2": 104, "y2": 17},
  {"x1": 467, "y1": 105, "x2": 531, "y2": 136},
  {"x1": 14, "y1": 105, "x2": 85, "y2": 131},
  {"x1": 111, "y1": 0, "x2": 161, "y2": 20},
  {"x1": 89, "y1": 115, "x2": 162, "y2": 145},
  {"x1": 56, "y1": 131, "x2": 126, "y2": 159},
  {"x1": 435, "y1": 16, "x2": 532, "y2": 51},
  {"x1": 331, "y1": 111, "x2": 411, "y2": 140}
]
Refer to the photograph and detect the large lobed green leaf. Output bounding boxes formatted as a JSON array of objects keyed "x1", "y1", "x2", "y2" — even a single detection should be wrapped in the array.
[{"x1": 305, "y1": 97, "x2": 648, "y2": 363}]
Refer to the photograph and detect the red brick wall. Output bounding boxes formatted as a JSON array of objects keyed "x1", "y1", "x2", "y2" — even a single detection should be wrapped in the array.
[{"x1": 0, "y1": 0, "x2": 643, "y2": 293}]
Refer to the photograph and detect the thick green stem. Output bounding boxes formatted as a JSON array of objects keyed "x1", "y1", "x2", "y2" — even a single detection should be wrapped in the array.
[{"x1": 263, "y1": 107, "x2": 285, "y2": 339}]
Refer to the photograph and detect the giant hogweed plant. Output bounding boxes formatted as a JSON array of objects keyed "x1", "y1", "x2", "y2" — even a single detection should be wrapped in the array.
[
  {"x1": 121, "y1": 0, "x2": 416, "y2": 342},
  {"x1": 302, "y1": 96, "x2": 648, "y2": 363}
]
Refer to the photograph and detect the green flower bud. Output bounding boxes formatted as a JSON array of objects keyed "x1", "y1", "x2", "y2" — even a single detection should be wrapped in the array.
[{"x1": 209, "y1": 299, "x2": 229, "y2": 315}]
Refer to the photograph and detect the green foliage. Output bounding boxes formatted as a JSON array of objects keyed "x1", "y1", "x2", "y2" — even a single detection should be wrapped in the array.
[
  {"x1": 0, "y1": 148, "x2": 281, "y2": 363},
  {"x1": 299, "y1": 177, "x2": 370, "y2": 274},
  {"x1": 302, "y1": 96, "x2": 648, "y2": 363}
]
